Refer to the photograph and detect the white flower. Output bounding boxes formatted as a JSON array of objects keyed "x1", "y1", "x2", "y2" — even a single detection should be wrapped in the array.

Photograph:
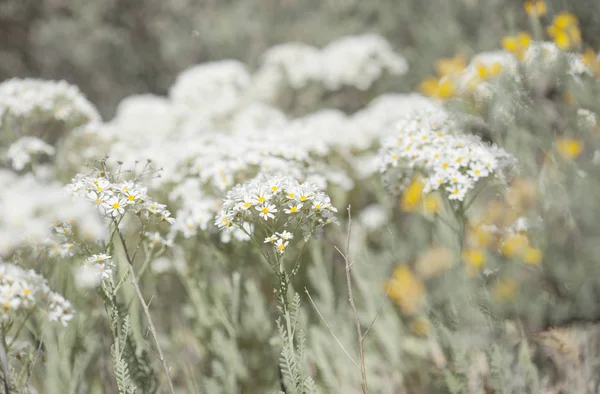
[
  {"x1": 284, "y1": 203, "x2": 303, "y2": 214},
  {"x1": 275, "y1": 238, "x2": 289, "y2": 254},
  {"x1": 277, "y1": 231, "x2": 294, "y2": 241},
  {"x1": 264, "y1": 234, "x2": 277, "y2": 243},
  {"x1": 256, "y1": 203, "x2": 277, "y2": 220},
  {"x1": 103, "y1": 197, "x2": 126, "y2": 217}
]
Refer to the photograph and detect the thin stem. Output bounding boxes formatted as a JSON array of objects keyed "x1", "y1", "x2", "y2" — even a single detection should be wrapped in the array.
[
  {"x1": 0, "y1": 329, "x2": 11, "y2": 394},
  {"x1": 304, "y1": 288, "x2": 358, "y2": 367},
  {"x1": 115, "y1": 227, "x2": 175, "y2": 394},
  {"x1": 337, "y1": 205, "x2": 368, "y2": 394}
]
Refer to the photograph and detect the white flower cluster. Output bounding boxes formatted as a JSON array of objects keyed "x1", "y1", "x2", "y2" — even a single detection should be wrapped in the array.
[
  {"x1": 216, "y1": 175, "x2": 337, "y2": 252},
  {"x1": 169, "y1": 60, "x2": 251, "y2": 119},
  {"x1": 66, "y1": 169, "x2": 175, "y2": 224},
  {"x1": 6, "y1": 136, "x2": 55, "y2": 171},
  {"x1": 0, "y1": 262, "x2": 74, "y2": 326},
  {"x1": 0, "y1": 170, "x2": 105, "y2": 257},
  {"x1": 378, "y1": 111, "x2": 515, "y2": 201},
  {"x1": 253, "y1": 33, "x2": 408, "y2": 99},
  {"x1": 75, "y1": 254, "x2": 114, "y2": 289},
  {"x1": 0, "y1": 78, "x2": 100, "y2": 128}
]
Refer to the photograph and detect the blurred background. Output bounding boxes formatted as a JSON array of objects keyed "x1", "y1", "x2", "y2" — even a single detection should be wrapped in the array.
[{"x1": 2, "y1": 0, "x2": 599, "y2": 119}]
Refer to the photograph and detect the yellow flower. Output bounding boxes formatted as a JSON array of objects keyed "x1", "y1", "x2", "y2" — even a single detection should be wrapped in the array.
[
  {"x1": 422, "y1": 194, "x2": 441, "y2": 214},
  {"x1": 435, "y1": 54, "x2": 467, "y2": 78},
  {"x1": 476, "y1": 62, "x2": 503, "y2": 79},
  {"x1": 418, "y1": 76, "x2": 455, "y2": 99},
  {"x1": 581, "y1": 48, "x2": 600, "y2": 75},
  {"x1": 524, "y1": 0, "x2": 547, "y2": 17},
  {"x1": 501, "y1": 233, "x2": 529, "y2": 258},
  {"x1": 467, "y1": 225, "x2": 495, "y2": 249},
  {"x1": 386, "y1": 265, "x2": 425, "y2": 315},
  {"x1": 523, "y1": 247, "x2": 543, "y2": 265},
  {"x1": 462, "y1": 248, "x2": 486, "y2": 273},
  {"x1": 409, "y1": 316, "x2": 431, "y2": 337},
  {"x1": 554, "y1": 12, "x2": 577, "y2": 29},
  {"x1": 555, "y1": 137, "x2": 584, "y2": 159},
  {"x1": 502, "y1": 32, "x2": 532, "y2": 59},
  {"x1": 414, "y1": 245, "x2": 454, "y2": 279},
  {"x1": 400, "y1": 177, "x2": 425, "y2": 212},
  {"x1": 493, "y1": 278, "x2": 518, "y2": 301},
  {"x1": 547, "y1": 12, "x2": 581, "y2": 50}
]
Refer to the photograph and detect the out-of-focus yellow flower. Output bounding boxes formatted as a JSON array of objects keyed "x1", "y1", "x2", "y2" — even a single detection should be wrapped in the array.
[
  {"x1": 476, "y1": 62, "x2": 503, "y2": 79},
  {"x1": 547, "y1": 12, "x2": 581, "y2": 50},
  {"x1": 502, "y1": 32, "x2": 532, "y2": 59},
  {"x1": 523, "y1": 247, "x2": 543, "y2": 265},
  {"x1": 524, "y1": 0, "x2": 547, "y2": 17},
  {"x1": 419, "y1": 76, "x2": 455, "y2": 99},
  {"x1": 422, "y1": 194, "x2": 441, "y2": 214},
  {"x1": 400, "y1": 177, "x2": 425, "y2": 212},
  {"x1": 506, "y1": 178, "x2": 538, "y2": 211},
  {"x1": 415, "y1": 244, "x2": 454, "y2": 279},
  {"x1": 480, "y1": 200, "x2": 506, "y2": 225},
  {"x1": 555, "y1": 137, "x2": 584, "y2": 159},
  {"x1": 467, "y1": 225, "x2": 495, "y2": 249},
  {"x1": 501, "y1": 233, "x2": 529, "y2": 258},
  {"x1": 409, "y1": 315, "x2": 431, "y2": 337},
  {"x1": 435, "y1": 54, "x2": 467, "y2": 78},
  {"x1": 493, "y1": 278, "x2": 518, "y2": 301},
  {"x1": 462, "y1": 248, "x2": 486, "y2": 273},
  {"x1": 581, "y1": 48, "x2": 600, "y2": 75},
  {"x1": 386, "y1": 265, "x2": 426, "y2": 315}
]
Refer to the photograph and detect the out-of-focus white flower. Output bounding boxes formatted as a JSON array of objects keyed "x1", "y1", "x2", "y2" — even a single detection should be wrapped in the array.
[
  {"x1": 0, "y1": 262, "x2": 74, "y2": 326},
  {"x1": 358, "y1": 204, "x2": 389, "y2": 232},
  {"x1": 0, "y1": 170, "x2": 105, "y2": 257},
  {"x1": 0, "y1": 78, "x2": 100, "y2": 126},
  {"x1": 170, "y1": 60, "x2": 251, "y2": 119},
  {"x1": 6, "y1": 136, "x2": 55, "y2": 171}
]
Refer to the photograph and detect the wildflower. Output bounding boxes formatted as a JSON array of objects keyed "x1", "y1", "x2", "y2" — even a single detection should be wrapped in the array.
[
  {"x1": 103, "y1": 196, "x2": 126, "y2": 217},
  {"x1": 524, "y1": 0, "x2": 547, "y2": 17},
  {"x1": 501, "y1": 233, "x2": 529, "y2": 258},
  {"x1": 0, "y1": 263, "x2": 74, "y2": 326},
  {"x1": 284, "y1": 203, "x2": 302, "y2": 214},
  {"x1": 414, "y1": 245, "x2": 454, "y2": 279},
  {"x1": 264, "y1": 234, "x2": 277, "y2": 243},
  {"x1": 523, "y1": 247, "x2": 543, "y2": 265},
  {"x1": 400, "y1": 177, "x2": 424, "y2": 212},
  {"x1": 581, "y1": 48, "x2": 600, "y2": 75},
  {"x1": 378, "y1": 111, "x2": 514, "y2": 203},
  {"x1": 419, "y1": 76, "x2": 455, "y2": 99},
  {"x1": 435, "y1": 54, "x2": 467, "y2": 77},
  {"x1": 555, "y1": 137, "x2": 584, "y2": 159},
  {"x1": 547, "y1": 12, "x2": 581, "y2": 50},
  {"x1": 409, "y1": 316, "x2": 431, "y2": 337},
  {"x1": 275, "y1": 238, "x2": 289, "y2": 254},
  {"x1": 257, "y1": 203, "x2": 277, "y2": 220},
  {"x1": 502, "y1": 32, "x2": 532, "y2": 59},
  {"x1": 386, "y1": 265, "x2": 425, "y2": 315},
  {"x1": 277, "y1": 231, "x2": 294, "y2": 241},
  {"x1": 462, "y1": 248, "x2": 486, "y2": 273}
]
